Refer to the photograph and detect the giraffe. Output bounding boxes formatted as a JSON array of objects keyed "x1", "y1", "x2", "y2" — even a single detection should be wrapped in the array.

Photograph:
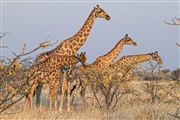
[
  {"x1": 25, "y1": 52, "x2": 87, "y2": 111},
  {"x1": 35, "y1": 4, "x2": 110, "y2": 107},
  {"x1": 76, "y1": 51, "x2": 162, "y2": 106},
  {"x1": 74, "y1": 34, "x2": 137, "y2": 101},
  {"x1": 36, "y1": 5, "x2": 110, "y2": 63},
  {"x1": 113, "y1": 51, "x2": 163, "y2": 80},
  {"x1": 92, "y1": 34, "x2": 137, "y2": 67}
]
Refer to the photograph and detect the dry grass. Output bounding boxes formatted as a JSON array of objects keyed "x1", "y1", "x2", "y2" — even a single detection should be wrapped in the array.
[{"x1": 0, "y1": 80, "x2": 179, "y2": 120}]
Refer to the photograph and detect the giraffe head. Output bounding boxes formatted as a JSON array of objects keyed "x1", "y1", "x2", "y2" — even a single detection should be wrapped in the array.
[
  {"x1": 122, "y1": 34, "x2": 137, "y2": 46},
  {"x1": 93, "y1": 5, "x2": 110, "y2": 20},
  {"x1": 150, "y1": 51, "x2": 163, "y2": 64},
  {"x1": 77, "y1": 52, "x2": 87, "y2": 66}
]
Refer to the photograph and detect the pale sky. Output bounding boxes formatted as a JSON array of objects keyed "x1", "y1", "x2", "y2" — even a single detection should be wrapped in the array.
[{"x1": 0, "y1": 0, "x2": 179, "y2": 69}]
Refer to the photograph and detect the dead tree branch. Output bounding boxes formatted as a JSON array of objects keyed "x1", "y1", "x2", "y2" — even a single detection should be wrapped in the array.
[{"x1": 165, "y1": 17, "x2": 180, "y2": 25}]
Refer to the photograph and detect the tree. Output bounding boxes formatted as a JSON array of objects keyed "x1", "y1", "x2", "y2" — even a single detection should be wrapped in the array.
[
  {"x1": 0, "y1": 33, "x2": 8, "y2": 48},
  {"x1": 165, "y1": 17, "x2": 180, "y2": 47},
  {"x1": 165, "y1": 17, "x2": 180, "y2": 25},
  {"x1": 0, "y1": 38, "x2": 55, "y2": 114}
]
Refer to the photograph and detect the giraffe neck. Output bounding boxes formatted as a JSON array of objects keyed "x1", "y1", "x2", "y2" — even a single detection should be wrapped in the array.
[
  {"x1": 54, "y1": 10, "x2": 96, "y2": 55},
  {"x1": 117, "y1": 54, "x2": 153, "y2": 66},
  {"x1": 76, "y1": 10, "x2": 96, "y2": 40},
  {"x1": 92, "y1": 39, "x2": 124, "y2": 67},
  {"x1": 100, "y1": 39, "x2": 125, "y2": 63}
]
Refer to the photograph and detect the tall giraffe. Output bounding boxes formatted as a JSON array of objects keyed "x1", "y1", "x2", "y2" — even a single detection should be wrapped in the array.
[
  {"x1": 113, "y1": 51, "x2": 163, "y2": 79},
  {"x1": 36, "y1": 5, "x2": 110, "y2": 63},
  {"x1": 74, "y1": 34, "x2": 137, "y2": 100},
  {"x1": 35, "y1": 5, "x2": 110, "y2": 107},
  {"x1": 25, "y1": 52, "x2": 87, "y2": 111}
]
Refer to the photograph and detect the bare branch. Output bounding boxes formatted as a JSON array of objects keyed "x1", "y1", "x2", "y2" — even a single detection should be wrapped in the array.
[
  {"x1": 0, "y1": 33, "x2": 9, "y2": 39},
  {"x1": 20, "y1": 43, "x2": 26, "y2": 55},
  {"x1": 0, "y1": 45, "x2": 8, "y2": 49},
  {"x1": 176, "y1": 42, "x2": 180, "y2": 47},
  {"x1": 165, "y1": 17, "x2": 180, "y2": 25}
]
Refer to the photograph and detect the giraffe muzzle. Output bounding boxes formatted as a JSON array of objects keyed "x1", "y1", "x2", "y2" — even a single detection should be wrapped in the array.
[
  {"x1": 105, "y1": 15, "x2": 110, "y2": 20},
  {"x1": 133, "y1": 42, "x2": 137, "y2": 46}
]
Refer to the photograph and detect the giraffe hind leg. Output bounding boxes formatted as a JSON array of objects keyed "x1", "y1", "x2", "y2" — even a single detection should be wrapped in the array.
[
  {"x1": 35, "y1": 83, "x2": 43, "y2": 108},
  {"x1": 59, "y1": 73, "x2": 67, "y2": 112},
  {"x1": 49, "y1": 73, "x2": 60, "y2": 111},
  {"x1": 24, "y1": 83, "x2": 38, "y2": 111}
]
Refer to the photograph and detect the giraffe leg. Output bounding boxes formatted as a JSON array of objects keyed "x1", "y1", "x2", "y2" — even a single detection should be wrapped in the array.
[
  {"x1": 67, "y1": 80, "x2": 71, "y2": 112},
  {"x1": 49, "y1": 82, "x2": 56, "y2": 111},
  {"x1": 36, "y1": 83, "x2": 43, "y2": 109},
  {"x1": 66, "y1": 72, "x2": 73, "y2": 112},
  {"x1": 80, "y1": 80, "x2": 87, "y2": 104},
  {"x1": 24, "y1": 95, "x2": 30, "y2": 111},
  {"x1": 59, "y1": 73, "x2": 67, "y2": 112},
  {"x1": 52, "y1": 79, "x2": 59, "y2": 111},
  {"x1": 48, "y1": 70, "x2": 61, "y2": 111},
  {"x1": 70, "y1": 80, "x2": 77, "y2": 107},
  {"x1": 24, "y1": 83, "x2": 38, "y2": 111},
  {"x1": 49, "y1": 94, "x2": 52, "y2": 111},
  {"x1": 30, "y1": 84, "x2": 39, "y2": 109}
]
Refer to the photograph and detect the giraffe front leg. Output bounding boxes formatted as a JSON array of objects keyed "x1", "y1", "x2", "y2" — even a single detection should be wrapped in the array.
[
  {"x1": 79, "y1": 78, "x2": 87, "y2": 104},
  {"x1": 49, "y1": 83, "x2": 58, "y2": 111},
  {"x1": 59, "y1": 73, "x2": 67, "y2": 112},
  {"x1": 49, "y1": 94, "x2": 52, "y2": 111},
  {"x1": 24, "y1": 83, "x2": 37, "y2": 111},
  {"x1": 35, "y1": 83, "x2": 43, "y2": 109},
  {"x1": 67, "y1": 80, "x2": 71, "y2": 112},
  {"x1": 30, "y1": 84, "x2": 39, "y2": 109},
  {"x1": 70, "y1": 79, "x2": 78, "y2": 106},
  {"x1": 66, "y1": 72, "x2": 73, "y2": 112},
  {"x1": 24, "y1": 96, "x2": 30, "y2": 111},
  {"x1": 53, "y1": 79, "x2": 59, "y2": 111}
]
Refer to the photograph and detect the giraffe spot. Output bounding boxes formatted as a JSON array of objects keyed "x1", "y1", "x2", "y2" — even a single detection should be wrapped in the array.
[
  {"x1": 80, "y1": 38, "x2": 84, "y2": 43},
  {"x1": 68, "y1": 50, "x2": 71, "y2": 55},
  {"x1": 73, "y1": 37, "x2": 77, "y2": 41},
  {"x1": 75, "y1": 47, "x2": 79, "y2": 51},
  {"x1": 84, "y1": 33, "x2": 87, "y2": 37},
  {"x1": 77, "y1": 39, "x2": 80, "y2": 42},
  {"x1": 72, "y1": 42, "x2": 77, "y2": 46},
  {"x1": 60, "y1": 49, "x2": 65, "y2": 53},
  {"x1": 69, "y1": 45, "x2": 73, "y2": 49},
  {"x1": 64, "y1": 44, "x2": 68, "y2": 48},
  {"x1": 87, "y1": 29, "x2": 90, "y2": 33},
  {"x1": 64, "y1": 57, "x2": 68, "y2": 61},
  {"x1": 79, "y1": 34, "x2": 82, "y2": 38}
]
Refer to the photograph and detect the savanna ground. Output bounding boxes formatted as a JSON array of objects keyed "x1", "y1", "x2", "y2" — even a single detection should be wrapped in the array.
[{"x1": 1, "y1": 75, "x2": 180, "y2": 120}]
